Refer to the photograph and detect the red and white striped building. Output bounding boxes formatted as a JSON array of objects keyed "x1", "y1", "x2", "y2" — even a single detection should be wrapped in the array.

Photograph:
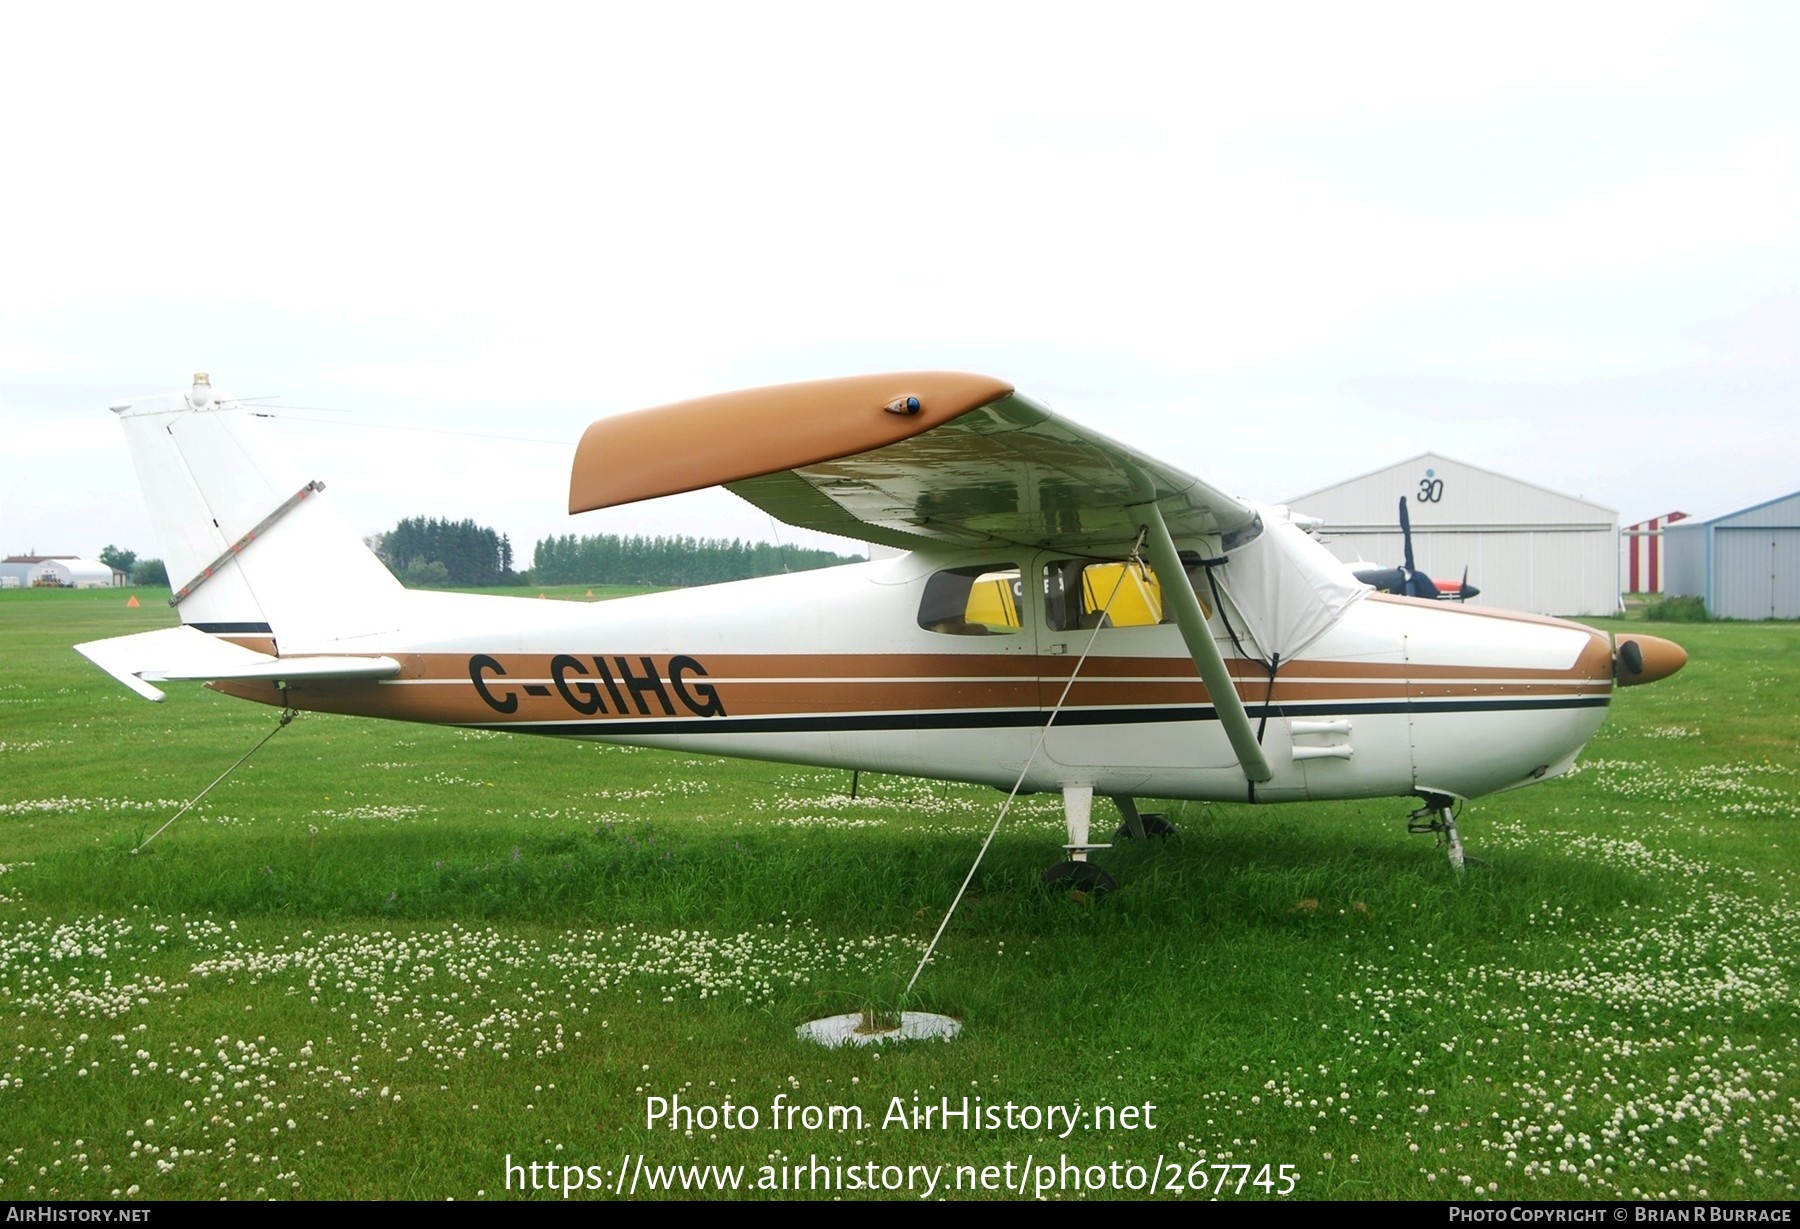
[{"x1": 1620, "y1": 512, "x2": 1689, "y2": 594}]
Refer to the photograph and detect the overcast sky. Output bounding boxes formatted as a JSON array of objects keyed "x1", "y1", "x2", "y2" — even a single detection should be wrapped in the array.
[{"x1": 3, "y1": 2, "x2": 1795, "y2": 566}]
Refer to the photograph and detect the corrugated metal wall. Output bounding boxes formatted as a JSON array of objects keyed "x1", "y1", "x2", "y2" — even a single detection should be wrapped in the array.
[
  {"x1": 1663, "y1": 523, "x2": 1708, "y2": 601},
  {"x1": 1318, "y1": 528, "x2": 1616, "y2": 615},
  {"x1": 1711, "y1": 529, "x2": 1800, "y2": 619}
]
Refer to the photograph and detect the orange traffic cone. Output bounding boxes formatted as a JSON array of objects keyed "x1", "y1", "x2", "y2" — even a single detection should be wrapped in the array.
[{"x1": 126, "y1": 595, "x2": 140, "y2": 608}]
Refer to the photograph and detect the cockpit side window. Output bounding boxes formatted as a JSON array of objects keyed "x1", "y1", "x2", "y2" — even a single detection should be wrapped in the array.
[
  {"x1": 1043, "y1": 559, "x2": 1169, "y2": 631},
  {"x1": 918, "y1": 565, "x2": 1024, "y2": 636}
]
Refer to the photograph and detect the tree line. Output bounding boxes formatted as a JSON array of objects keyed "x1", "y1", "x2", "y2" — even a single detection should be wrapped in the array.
[
  {"x1": 97, "y1": 521, "x2": 864, "y2": 592},
  {"x1": 374, "y1": 517, "x2": 519, "y2": 588},
  {"x1": 532, "y1": 533, "x2": 865, "y2": 587}
]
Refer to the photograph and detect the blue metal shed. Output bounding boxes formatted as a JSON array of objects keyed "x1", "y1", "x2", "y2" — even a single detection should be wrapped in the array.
[{"x1": 1663, "y1": 491, "x2": 1800, "y2": 619}]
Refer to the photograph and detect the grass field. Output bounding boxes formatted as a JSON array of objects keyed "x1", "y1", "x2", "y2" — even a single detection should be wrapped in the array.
[{"x1": 0, "y1": 586, "x2": 1794, "y2": 1200}]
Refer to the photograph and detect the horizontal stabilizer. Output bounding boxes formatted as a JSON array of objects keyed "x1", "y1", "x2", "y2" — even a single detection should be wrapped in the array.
[{"x1": 75, "y1": 625, "x2": 400, "y2": 702}]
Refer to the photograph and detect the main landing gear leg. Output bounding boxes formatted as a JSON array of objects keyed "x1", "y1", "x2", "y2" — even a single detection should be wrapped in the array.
[
  {"x1": 1408, "y1": 794, "x2": 1466, "y2": 871},
  {"x1": 1043, "y1": 785, "x2": 1117, "y2": 897},
  {"x1": 1110, "y1": 795, "x2": 1177, "y2": 841}
]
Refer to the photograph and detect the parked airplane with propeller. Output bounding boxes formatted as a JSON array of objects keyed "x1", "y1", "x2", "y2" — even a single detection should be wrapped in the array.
[
  {"x1": 1350, "y1": 497, "x2": 1481, "y2": 603},
  {"x1": 78, "y1": 373, "x2": 1686, "y2": 889}
]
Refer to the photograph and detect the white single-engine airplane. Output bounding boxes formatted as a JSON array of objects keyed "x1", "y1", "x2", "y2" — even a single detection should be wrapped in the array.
[{"x1": 79, "y1": 373, "x2": 1686, "y2": 889}]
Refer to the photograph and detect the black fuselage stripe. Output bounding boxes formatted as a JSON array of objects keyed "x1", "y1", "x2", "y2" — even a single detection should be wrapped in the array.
[{"x1": 478, "y1": 696, "x2": 1611, "y2": 738}]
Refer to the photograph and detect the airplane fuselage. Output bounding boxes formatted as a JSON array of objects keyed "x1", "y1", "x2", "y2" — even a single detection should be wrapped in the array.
[{"x1": 212, "y1": 548, "x2": 1618, "y2": 808}]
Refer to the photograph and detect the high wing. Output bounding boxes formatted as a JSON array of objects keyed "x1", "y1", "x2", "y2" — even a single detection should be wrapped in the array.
[
  {"x1": 570, "y1": 372, "x2": 1371, "y2": 787},
  {"x1": 569, "y1": 372, "x2": 1259, "y2": 551}
]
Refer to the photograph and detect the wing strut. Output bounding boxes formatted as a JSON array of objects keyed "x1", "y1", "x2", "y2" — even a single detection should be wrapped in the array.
[{"x1": 1132, "y1": 501, "x2": 1273, "y2": 785}]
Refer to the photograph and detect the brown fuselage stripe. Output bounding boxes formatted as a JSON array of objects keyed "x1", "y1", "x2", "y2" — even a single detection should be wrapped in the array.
[
  {"x1": 211, "y1": 645, "x2": 1614, "y2": 728},
  {"x1": 371, "y1": 649, "x2": 1609, "y2": 684}
]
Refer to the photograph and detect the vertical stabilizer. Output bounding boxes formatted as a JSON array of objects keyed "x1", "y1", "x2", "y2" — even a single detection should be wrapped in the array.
[{"x1": 111, "y1": 375, "x2": 404, "y2": 653}]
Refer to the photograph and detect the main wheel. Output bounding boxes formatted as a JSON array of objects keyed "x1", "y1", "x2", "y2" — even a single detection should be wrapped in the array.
[{"x1": 1040, "y1": 860, "x2": 1117, "y2": 900}]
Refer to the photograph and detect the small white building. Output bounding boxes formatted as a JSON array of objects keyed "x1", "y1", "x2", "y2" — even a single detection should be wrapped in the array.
[
  {"x1": 1663, "y1": 491, "x2": 1800, "y2": 620},
  {"x1": 1288, "y1": 453, "x2": 1620, "y2": 617},
  {"x1": 0, "y1": 555, "x2": 120, "y2": 589}
]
